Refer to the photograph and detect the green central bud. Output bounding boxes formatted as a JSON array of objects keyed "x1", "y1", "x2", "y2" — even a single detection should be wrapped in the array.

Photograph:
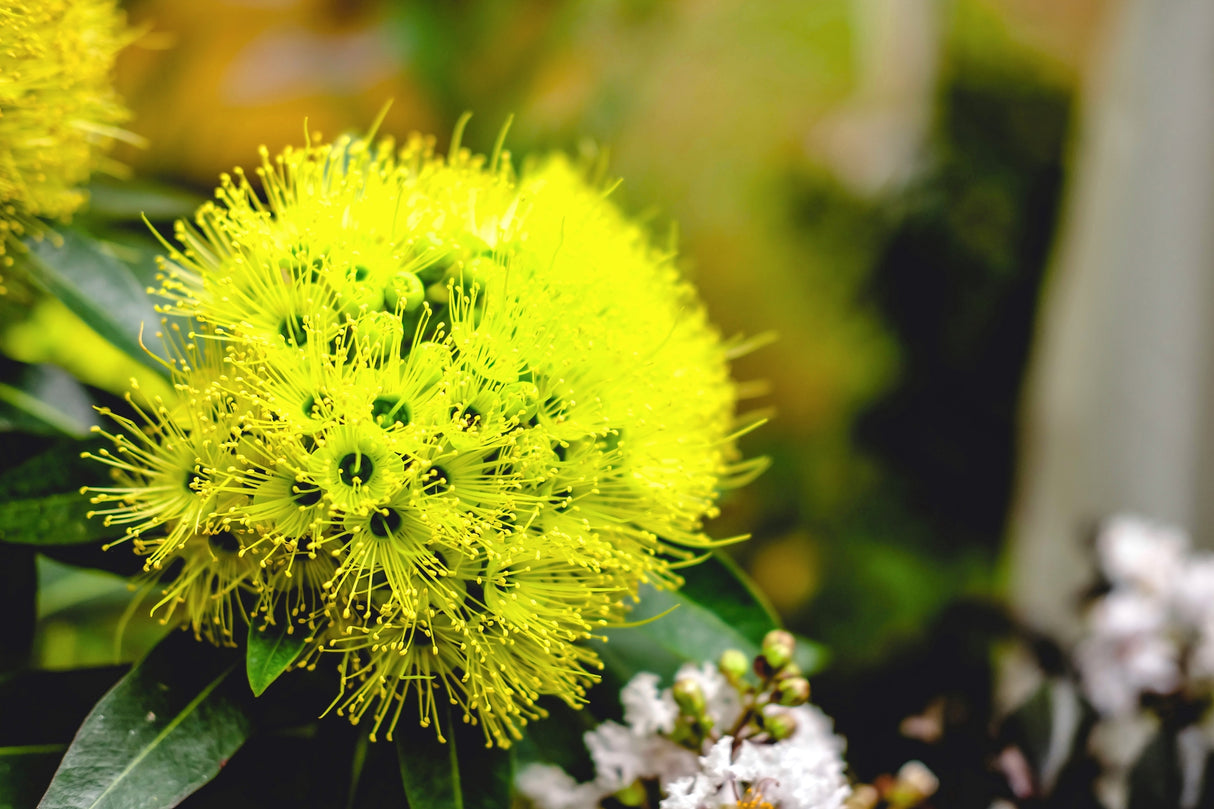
[
  {"x1": 278, "y1": 314, "x2": 308, "y2": 346},
  {"x1": 371, "y1": 396, "x2": 410, "y2": 428},
  {"x1": 338, "y1": 452, "x2": 375, "y2": 484},
  {"x1": 369, "y1": 508, "x2": 402, "y2": 538}
]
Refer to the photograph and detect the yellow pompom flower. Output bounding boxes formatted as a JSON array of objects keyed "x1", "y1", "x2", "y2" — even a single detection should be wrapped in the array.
[
  {"x1": 0, "y1": 0, "x2": 133, "y2": 259},
  {"x1": 86, "y1": 125, "x2": 763, "y2": 746}
]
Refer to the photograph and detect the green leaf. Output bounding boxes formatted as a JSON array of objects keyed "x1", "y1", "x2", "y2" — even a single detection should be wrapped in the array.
[
  {"x1": 396, "y1": 704, "x2": 515, "y2": 809},
  {"x1": 0, "y1": 493, "x2": 119, "y2": 546},
  {"x1": 1127, "y1": 728, "x2": 1182, "y2": 809},
  {"x1": 0, "y1": 745, "x2": 65, "y2": 809},
  {"x1": 85, "y1": 178, "x2": 203, "y2": 223},
  {"x1": 37, "y1": 633, "x2": 252, "y2": 809},
  {"x1": 245, "y1": 621, "x2": 306, "y2": 697},
  {"x1": 20, "y1": 229, "x2": 169, "y2": 378},
  {"x1": 593, "y1": 553, "x2": 782, "y2": 682},
  {"x1": 0, "y1": 437, "x2": 123, "y2": 547},
  {"x1": 0, "y1": 361, "x2": 98, "y2": 437}
]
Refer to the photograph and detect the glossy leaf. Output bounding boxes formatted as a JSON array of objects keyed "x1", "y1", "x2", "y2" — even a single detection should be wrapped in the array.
[
  {"x1": 21, "y1": 229, "x2": 169, "y2": 378},
  {"x1": 0, "y1": 361, "x2": 98, "y2": 437},
  {"x1": 396, "y1": 704, "x2": 514, "y2": 809},
  {"x1": 37, "y1": 633, "x2": 252, "y2": 809},
  {"x1": 0, "y1": 437, "x2": 121, "y2": 546},
  {"x1": 593, "y1": 553, "x2": 782, "y2": 682},
  {"x1": 245, "y1": 621, "x2": 306, "y2": 697}
]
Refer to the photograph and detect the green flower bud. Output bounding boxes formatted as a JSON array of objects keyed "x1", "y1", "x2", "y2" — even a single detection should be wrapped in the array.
[
  {"x1": 773, "y1": 677, "x2": 810, "y2": 706},
  {"x1": 764, "y1": 710, "x2": 796, "y2": 741},
  {"x1": 672, "y1": 677, "x2": 706, "y2": 715},
  {"x1": 614, "y1": 781, "x2": 647, "y2": 807},
  {"x1": 718, "y1": 648, "x2": 749, "y2": 683},
  {"x1": 761, "y1": 629, "x2": 796, "y2": 671}
]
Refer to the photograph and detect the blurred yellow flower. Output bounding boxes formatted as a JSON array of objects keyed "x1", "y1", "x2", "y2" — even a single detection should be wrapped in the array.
[{"x1": 0, "y1": 0, "x2": 133, "y2": 257}]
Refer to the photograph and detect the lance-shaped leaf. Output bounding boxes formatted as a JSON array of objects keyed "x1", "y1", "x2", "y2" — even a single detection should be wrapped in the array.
[
  {"x1": 593, "y1": 553, "x2": 796, "y2": 682},
  {"x1": 21, "y1": 229, "x2": 169, "y2": 378},
  {"x1": 396, "y1": 703, "x2": 515, "y2": 809},
  {"x1": 246, "y1": 620, "x2": 306, "y2": 697},
  {"x1": 0, "y1": 361, "x2": 99, "y2": 437},
  {"x1": 0, "y1": 666, "x2": 127, "y2": 808},
  {"x1": 37, "y1": 633, "x2": 252, "y2": 809},
  {"x1": 0, "y1": 437, "x2": 122, "y2": 546}
]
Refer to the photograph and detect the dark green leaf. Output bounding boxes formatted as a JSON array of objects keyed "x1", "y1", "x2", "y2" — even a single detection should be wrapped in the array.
[
  {"x1": 1002, "y1": 682, "x2": 1054, "y2": 778},
  {"x1": 396, "y1": 703, "x2": 514, "y2": 809},
  {"x1": 85, "y1": 179, "x2": 203, "y2": 223},
  {"x1": 0, "y1": 361, "x2": 98, "y2": 437},
  {"x1": 0, "y1": 493, "x2": 121, "y2": 546},
  {"x1": 20, "y1": 229, "x2": 169, "y2": 378},
  {"x1": 0, "y1": 437, "x2": 123, "y2": 547},
  {"x1": 246, "y1": 621, "x2": 306, "y2": 697},
  {"x1": 1127, "y1": 729, "x2": 1181, "y2": 809},
  {"x1": 516, "y1": 699, "x2": 598, "y2": 783},
  {"x1": 593, "y1": 553, "x2": 781, "y2": 682},
  {"x1": 345, "y1": 733, "x2": 407, "y2": 809},
  {"x1": 37, "y1": 633, "x2": 252, "y2": 809},
  {"x1": 0, "y1": 745, "x2": 65, "y2": 809}
]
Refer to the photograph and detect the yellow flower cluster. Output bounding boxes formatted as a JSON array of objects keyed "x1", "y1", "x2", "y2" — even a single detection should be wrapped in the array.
[
  {"x1": 86, "y1": 129, "x2": 759, "y2": 746},
  {"x1": 0, "y1": 0, "x2": 132, "y2": 259}
]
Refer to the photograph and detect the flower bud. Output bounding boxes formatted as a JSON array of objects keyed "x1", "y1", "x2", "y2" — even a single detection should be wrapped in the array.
[
  {"x1": 893, "y1": 760, "x2": 939, "y2": 801},
  {"x1": 844, "y1": 785, "x2": 880, "y2": 809},
  {"x1": 773, "y1": 661, "x2": 802, "y2": 680},
  {"x1": 614, "y1": 781, "x2": 647, "y2": 807},
  {"x1": 761, "y1": 629, "x2": 796, "y2": 671},
  {"x1": 773, "y1": 677, "x2": 810, "y2": 706},
  {"x1": 764, "y1": 710, "x2": 796, "y2": 740},
  {"x1": 672, "y1": 677, "x2": 706, "y2": 715},
  {"x1": 718, "y1": 648, "x2": 749, "y2": 683}
]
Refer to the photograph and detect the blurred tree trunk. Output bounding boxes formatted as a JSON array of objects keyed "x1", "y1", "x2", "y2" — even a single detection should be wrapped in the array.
[{"x1": 1009, "y1": 0, "x2": 1214, "y2": 639}]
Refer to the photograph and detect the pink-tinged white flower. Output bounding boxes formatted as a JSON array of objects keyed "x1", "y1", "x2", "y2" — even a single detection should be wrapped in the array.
[{"x1": 1097, "y1": 514, "x2": 1187, "y2": 595}]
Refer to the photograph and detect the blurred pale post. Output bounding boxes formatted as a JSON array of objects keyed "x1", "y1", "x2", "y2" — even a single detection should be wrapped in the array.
[{"x1": 1010, "y1": 0, "x2": 1214, "y2": 638}]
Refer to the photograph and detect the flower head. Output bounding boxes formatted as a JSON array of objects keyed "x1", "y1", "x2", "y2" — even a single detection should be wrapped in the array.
[
  {"x1": 0, "y1": 0, "x2": 133, "y2": 259},
  {"x1": 86, "y1": 126, "x2": 756, "y2": 745},
  {"x1": 519, "y1": 643, "x2": 851, "y2": 809}
]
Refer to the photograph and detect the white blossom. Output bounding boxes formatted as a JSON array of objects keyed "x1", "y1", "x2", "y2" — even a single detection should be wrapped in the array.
[
  {"x1": 1097, "y1": 514, "x2": 1187, "y2": 595},
  {"x1": 622, "y1": 671, "x2": 679, "y2": 736},
  {"x1": 516, "y1": 764, "x2": 605, "y2": 809},
  {"x1": 518, "y1": 669, "x2": 851, "y2": 809},
  {"x1": 728, "y1": 706, "x2": 850, "y2": 809}
]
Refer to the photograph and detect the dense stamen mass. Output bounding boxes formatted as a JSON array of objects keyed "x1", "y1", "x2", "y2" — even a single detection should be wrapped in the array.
[
  {"x1": 0, "y1": 1, "x2": 130, "y2": 238},
  {"x1": 84, "y1": 128, "x2": 763, "y2": 746}
]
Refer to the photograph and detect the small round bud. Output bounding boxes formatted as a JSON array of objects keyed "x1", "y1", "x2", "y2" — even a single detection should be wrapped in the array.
[
  {"x1": 764, "y1": 710, "x2": 796, "y2": 741},
  {"x1": 384, "y1": 270, "x2": 425, "y2": 313},
  {"x1": 672, "y1": 677, "x2": 706, "y2": 715},
  {"x1": 773, "y1": 677, "x2": 810, "y2": 706},
  {"x1": 761, "y1": 629, "x2": 796, "y2": 671},
  {"x1": 718, "y1": 648, "x2": 749, "y2": 682},
  {"x1": 614, "y1": 781, "x2": 647, "y2": 807},
  {"x1": 773, "y1": 661, "x2": 803, "y2": 681},
  {"x1": 843, "y1": 784, "x2": 880, "y2": 809},
  {"x1": 894, "y1": 760, "x2": 939, "y2": 800}
]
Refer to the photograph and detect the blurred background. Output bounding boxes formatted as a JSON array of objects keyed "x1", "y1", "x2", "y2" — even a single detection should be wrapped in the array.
[{"x1": 21, "y1": 0, "x2": 1214, "y2": 794}]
